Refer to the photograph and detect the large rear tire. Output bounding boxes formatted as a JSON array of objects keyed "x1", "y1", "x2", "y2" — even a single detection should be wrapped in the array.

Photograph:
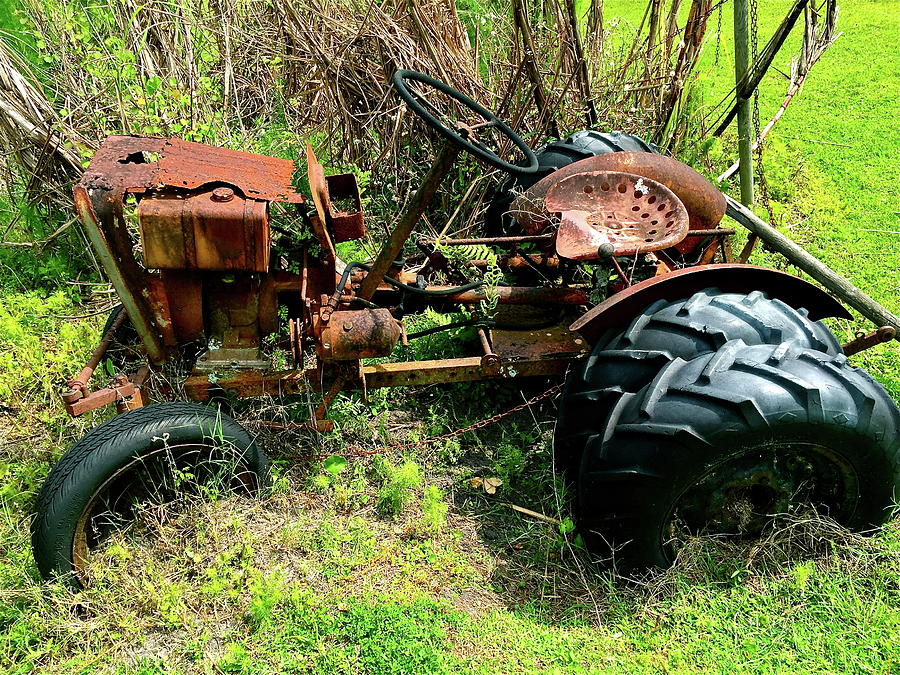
[
  {"x1": 597, "y1": 289, "x2": 841, "y2": 356},
  {"x1": 576, "y1": 341, "x2": 900, "y2": 569},
  {"x1": 554, "y1": 289, "x2": 843, "y2": 478},
  {"x1": 32, "y1": 402, "x2": 270, "y2": 587}
]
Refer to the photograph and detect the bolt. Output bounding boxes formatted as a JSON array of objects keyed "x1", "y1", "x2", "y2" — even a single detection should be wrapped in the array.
[
  {"x1": 597, "y1": 242, "x2": 616, "y2": 259},
  {"x1": 343, "y1": 322, "x2": 353, "y2": 332},
  {"x1": 211, "y1": 187, "x2": 235, "y2": 202}
]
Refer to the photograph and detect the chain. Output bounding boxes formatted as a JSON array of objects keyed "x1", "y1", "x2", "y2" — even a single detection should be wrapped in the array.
[
  {"x1": 750, "y1": 0, "x2": 760, "y2": 145},
  {"x1": 276, "y1": 382, "x2": 565, "y2": 462},
  {"x1": 632, "y1": 0, "x2": 731, "y2": 53},
  {"x1": 714, "y1": 1, "x2": 724, "y2": 65},
  {"x1": 749, "y1": 0, "x2": 776, "y2": 223}
]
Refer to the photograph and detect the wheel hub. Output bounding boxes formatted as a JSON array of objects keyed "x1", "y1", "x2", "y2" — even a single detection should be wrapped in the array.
[{"x1": 671, "y1": 443, "x2": 858, "y2": 539}]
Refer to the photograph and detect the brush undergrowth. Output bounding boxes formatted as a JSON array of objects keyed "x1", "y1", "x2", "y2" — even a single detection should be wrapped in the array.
[{"x1": 0, "y1": 0, "x2": 898, "y2": 673}]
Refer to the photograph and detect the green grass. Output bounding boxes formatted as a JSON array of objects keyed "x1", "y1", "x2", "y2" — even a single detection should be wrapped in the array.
[
  {"x1": 0, "y1": 1, "x2": 899, "y2": 673},
  {"x1": 3, "y1": 488, "x2": 898, "y2": 672},
  {"x1": 690, "y1": 0, "x2": 900, "y2": 397}
]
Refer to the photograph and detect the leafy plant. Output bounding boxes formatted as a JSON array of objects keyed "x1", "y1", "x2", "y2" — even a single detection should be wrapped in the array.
[
  {"x1": 374, "y1": 456, "x2": 422, "y2": 517},
  {"x1": 418, "y1": 485, "x2": 448, "y2": 537}
]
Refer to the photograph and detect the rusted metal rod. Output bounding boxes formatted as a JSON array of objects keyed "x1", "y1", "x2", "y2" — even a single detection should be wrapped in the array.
[
  {"x1": 421, "y1": 234, "x2": 554, "y2": 246},
  {"x1": 357, "y1": 144, "x2": 460, "y2": 300},
  {"x1": 610, "y1": 257, "x2": 632, "y2": 287},
  {"x1": 63, "y1": 308, "x2": 127, "y2": 400},
  {"x1": 468, "y1": 254, "x2": 560, "y2": 271},
  {"x1": 73, "y1": 188, "x2": 167, "y2": 363},
  {"x1": 476, "y1": 325, "x2": 493, "y2": 355},
  {"x1": 362, "y1": 355, "x2": 570, "y2": 389},
  {"x1": 475, "y1": 324, "x2": 501, "y2": 375},
  {"x1": 726, "y1": 196, "x2": 900, "y2": 340},
  {"x1": 685, "y1": 228, "x2": 736, "y2": 237},
  {"x1": 842, "y1": 326, "x2": 897, "y2": 356},
  {"x1": 432, "y1": 285, "x2": 589, "y2": 305}
]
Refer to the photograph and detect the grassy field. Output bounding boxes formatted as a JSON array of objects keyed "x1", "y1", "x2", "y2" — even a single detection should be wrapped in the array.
[
  {"x1": 694, "y1": 0, "x2": 900, "y2": 398},
  {"x1": 1, "y1": 1, "x2": 899, "y2": 673}
]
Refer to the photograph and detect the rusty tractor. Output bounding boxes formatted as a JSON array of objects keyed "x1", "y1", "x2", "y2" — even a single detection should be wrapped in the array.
[{"x1": 32, "y1": 70, "x2": 900, "y2": 584}]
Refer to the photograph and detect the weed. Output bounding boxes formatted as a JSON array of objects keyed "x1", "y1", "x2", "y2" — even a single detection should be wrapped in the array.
[
  {"x1": 374, "y1": 457, "x2": 423, "y2": 518},
  {"x1": 246, "y1": 569, "x2": 286, "y2": 630},
  {"x1": 418, "y1": 485, "x2": 448, "y2": 537}
]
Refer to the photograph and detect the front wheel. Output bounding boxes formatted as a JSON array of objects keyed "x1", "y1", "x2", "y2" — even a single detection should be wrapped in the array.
[
  {"x1": 32, "y1": 402, "x2": 271, "y2": 587},
  {"x1": 576, "y1": 341, "x2": 900, "y2": 570}
]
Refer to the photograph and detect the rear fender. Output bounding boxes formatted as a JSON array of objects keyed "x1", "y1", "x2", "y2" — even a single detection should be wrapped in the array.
[{"x1": 570, "y1": 264, "x2": 851, "y2": 344}]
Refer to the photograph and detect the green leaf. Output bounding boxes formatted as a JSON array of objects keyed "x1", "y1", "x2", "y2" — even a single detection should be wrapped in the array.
[
  {"x1": 323, "y1": 455, "x2": 348, "y2": 475},
  {"x1": 559, "y1": 517, "x2": 576, "y2": 534}
]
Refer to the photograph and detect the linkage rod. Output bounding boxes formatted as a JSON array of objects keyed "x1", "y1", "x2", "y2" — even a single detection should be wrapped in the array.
[{"x1": 357, "y1": 144, "x2": 460, "y2": 301}]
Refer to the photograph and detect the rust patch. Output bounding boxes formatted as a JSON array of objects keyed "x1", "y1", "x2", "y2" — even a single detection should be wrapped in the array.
[
  {"x1": 491, "y1": 322, "x2": 589, "y2": 361},
  {"x1": 138, "y1": 188, "x2": 270, "y2": 272},
  {"x1": 65, "y1": 366, "x2": 150, "y2": 417},
  {"x1": 362, "y1": 355, "x2": 573, "y2": 389},
  {"x1": 159, "y1": 270, "x2": 204, "y2": 342},
  {"x1": 431, "y1": 285, "x2": 590, "y2": 306},
  {"x1": 81, "y1": 135, "x2": 305, "y2": 203},
  {"x1": 318, "y1": 309, "x2": 402, "y2": 361},
  {"x1": 842, "y1": 326, "x2": 896, "y2": 356},
  {"x1": 325, "y1": 173, "x2": 366, "y2": 243}
]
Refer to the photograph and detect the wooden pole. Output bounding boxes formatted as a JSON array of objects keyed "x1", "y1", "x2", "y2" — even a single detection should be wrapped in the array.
[
  {"x1": 718, "y1": 74, "x2": 807, "y2": 182},
  {"x1": 733, "y1": 0, "x2": 754, "y2": 206},
  {"x1": 725, "y1": 196, "x2": 900, "y2": 341},
  {"x1": 713, "y1": 0, "x2": 808, "y2": 138}
]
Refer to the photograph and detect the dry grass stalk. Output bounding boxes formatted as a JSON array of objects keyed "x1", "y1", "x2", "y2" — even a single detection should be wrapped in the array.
[
  {"x1": 0, "y1": 42, "x2": 91, "y2": 213},
  {"x1": 0, "y1": 0, "x2": 722, "y2": 224},
  {"x1": 636, "y1": 507, "x2": 899, "y2": 605}
]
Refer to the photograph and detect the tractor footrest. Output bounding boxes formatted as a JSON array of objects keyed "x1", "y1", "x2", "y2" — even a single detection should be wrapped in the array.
[{"x1": 490, "y1": 322, "x2": 589, "y2": 362}]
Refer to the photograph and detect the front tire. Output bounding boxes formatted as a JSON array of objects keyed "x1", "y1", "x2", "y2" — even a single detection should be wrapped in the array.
[
  {"x1": 32, "y1": 402, "x2": 271, "y2": 586},
  {"x1": 576, "y1": 341, "x2": 900, "y2": 569}
]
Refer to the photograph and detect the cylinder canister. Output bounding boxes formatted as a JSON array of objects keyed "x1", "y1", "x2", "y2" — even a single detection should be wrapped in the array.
[{"x1": 318, "y1": 309, "x2": 402, "y2": 361}]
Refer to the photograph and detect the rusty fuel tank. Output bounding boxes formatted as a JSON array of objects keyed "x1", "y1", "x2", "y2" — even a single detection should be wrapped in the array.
[{"x1": 138, "y1": 186, "x2": 270, "y2": 272}]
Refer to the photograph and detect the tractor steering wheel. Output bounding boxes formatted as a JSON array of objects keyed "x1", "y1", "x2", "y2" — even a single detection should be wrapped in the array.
[{"x1": 392, "y1": 69, "x2": 540, "y2": 177}]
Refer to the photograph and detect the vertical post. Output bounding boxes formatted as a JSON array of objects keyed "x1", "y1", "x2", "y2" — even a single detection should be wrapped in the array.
[{"x1": 734, "y1": 0, "x2": 753, "y2": 206}]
